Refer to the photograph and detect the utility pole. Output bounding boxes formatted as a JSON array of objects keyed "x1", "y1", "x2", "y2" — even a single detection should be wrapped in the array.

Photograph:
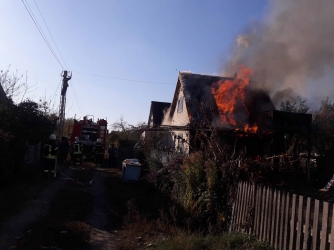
[{"x1": 58, "y1": 70, "x2": 72, "y2": 137}]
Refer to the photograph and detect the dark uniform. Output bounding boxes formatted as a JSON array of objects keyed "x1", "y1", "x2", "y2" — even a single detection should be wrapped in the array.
[
  {"x1": 58, "y1": 136, "x2": 69, "y2": 167},
  {"x1": 72, "y1": 139, "x2": 83, "y2": 167},
  {"x1": 108, "y1": 144, "x2": 118, "y2": 168},
  {"x1": 93, "y1": 142, "x2": 104, "y2": 167},
  {"x1": 43, "y1": 139, "x2": 58, "y2": 178}
]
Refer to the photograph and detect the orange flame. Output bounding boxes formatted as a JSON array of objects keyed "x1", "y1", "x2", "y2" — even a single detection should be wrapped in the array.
[
  {"x1": 211, "y1": 66, "x2": 257, "y2": 132},
  {"x1": 244, "y1": 124, "x2": 258, "y2": 133}
]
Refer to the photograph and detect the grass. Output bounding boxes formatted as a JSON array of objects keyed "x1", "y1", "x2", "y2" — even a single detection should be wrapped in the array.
[
  {"x1": 103, "y1": 170, "x2": 273, "y2": 250},
  {"x1": 154, "y1": 231, "x2": 273, "y2": 250},
  {"x1": 104, "y1": 170, "x2": 175, "y2": 229}
]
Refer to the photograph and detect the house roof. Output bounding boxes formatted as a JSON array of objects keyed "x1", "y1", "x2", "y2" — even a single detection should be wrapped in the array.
[
  {"x1": 148, "y1": 101, "x2": 171, "y2": 127},
  {"x1": 169, "y1": 71, "x2": 276, "y2": 128}
]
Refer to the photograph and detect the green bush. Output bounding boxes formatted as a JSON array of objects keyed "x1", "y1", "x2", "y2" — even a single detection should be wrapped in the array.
[{"x1": 0, "y1": 100, "x2": 56, "y2": 187}]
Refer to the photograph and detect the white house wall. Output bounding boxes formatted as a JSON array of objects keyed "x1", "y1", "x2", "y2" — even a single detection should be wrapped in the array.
[
  {"x1": 168, "y1": 88, "x2": 190, "y2": 154},
  {"x1": 170, "y1": 88, "x2": 190, "y2": 126}
]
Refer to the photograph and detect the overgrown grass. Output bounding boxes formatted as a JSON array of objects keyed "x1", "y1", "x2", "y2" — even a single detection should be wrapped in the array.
[
  {"x1": 104, "y1": 170, "x2": 272, "y2": 250},
  {"x1": 155, "y1": 231, "x2": 273, "y2": 250},
  {"x1": 115, "y1": 203, "x2": 274, "y2": 250},
  {"x1": 104, "y1": 170, "x2": 177, "y2": 229}
]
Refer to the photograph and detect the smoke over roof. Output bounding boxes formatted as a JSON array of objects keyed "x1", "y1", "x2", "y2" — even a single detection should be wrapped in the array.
[{"x1": 224, "y1": 0, "x2": 334, "y2": 107}]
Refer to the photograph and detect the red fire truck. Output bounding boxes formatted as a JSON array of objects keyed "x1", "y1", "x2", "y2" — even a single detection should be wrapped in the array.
[{"x1": 68, "y1": 116, "x2": 108, "y2": 158}]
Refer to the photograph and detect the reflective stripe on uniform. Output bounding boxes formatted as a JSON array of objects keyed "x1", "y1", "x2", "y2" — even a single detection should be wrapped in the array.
[
  {"x1": 45, "y1": 145, "x2": 57, "y2": 159},
  {"x1": 74, "y1": 144, "x2": 82, "y2": 154}
]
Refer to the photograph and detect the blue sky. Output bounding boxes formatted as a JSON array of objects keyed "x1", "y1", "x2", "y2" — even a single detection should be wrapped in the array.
[{"x1": 0, "y1": 0, "x2": 269, "y2": 127}]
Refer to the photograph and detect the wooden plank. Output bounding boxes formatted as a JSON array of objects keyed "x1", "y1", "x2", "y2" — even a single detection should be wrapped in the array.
[
  {"x1": 279, "y1": 191, "x2": 286, "y2": 250},
  {"x1": 229, "y1": 182, "x2": 237, "y2": 233},
  {"x1": 271, "y1": 189, "x2": 277, "y2": 246},
  {"x1": 275, "y1": 190, "x2": 281, "y2": 248},
  {"x1": 241, "y1": 182, "x2": 250, "y2": 232},
  {"x1": 302, "y1": 197, "x2": 311, "y2": 250},
  {"x1": 296, "y1": 195, "x2": 303, "y2": 250},
  {"x1": 320, "y1": 202, "x2": 329, "y2": 250},
  {"x1": 289, "y1": 194, "x2": 297, "y2": 250},
  {"x1": 245, "y1": 182, "x2": 252, "y2": 234},
  {"x1": 254, "y1": 185, "x2": 261, "y2": 236},
  {"x1": 330, "y1": 203, "x2": 334, "y2": 250},
  {"x1": 312, "y1": 199, "x2": 320, "y2": 250},
  {"x1": 260, "y1": 186, "x2": 267, "y2": 241},
  {"x1": 262, "y1": 187, "x2": 269, "y2": 241},
  {"x1": 240, "y1": 182, "x2": 248, "y2": 231},
  {"x1": 283, "y1": 192, "x2": 290, "y2": 250},
  {"x1": 253, "y1": 185, "x2": 258, "y2": 235},
  {"x1": 266, "y1": 187, "x2": 273, "y2": 243},
  {"x1": 229, "y1": 183, "x2": 237, "y2": 232},
  {"x1": 234, "y1": 182, "x2": 243, "y2": 231},
  {"x1": 235, "y1": 182, "x2": 243, "y2": 231},
  {"x1": 232, "y1": 182, "x2": 242, "y2": 231},
  {"x1": 248, "y1": 183, "x2": 255, "y2": 235}
]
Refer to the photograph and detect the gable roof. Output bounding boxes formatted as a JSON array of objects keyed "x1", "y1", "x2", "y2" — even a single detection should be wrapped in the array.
[
  {"x1": 169, "y1": 72, "x2": 276, "y2": 128},
  {"x1": 148, "y1": 101, "x2": 171, "y2": 127}
]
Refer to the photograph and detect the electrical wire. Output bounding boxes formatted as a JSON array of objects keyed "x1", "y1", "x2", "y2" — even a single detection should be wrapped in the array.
[
  {"x1": 33, "y1": 0, "x2": 68, "y2": 69},
  {"x1": 21, "y1": 0, "x2": 64, "y2": 69},
  {"x1": 70, "y1": 78, "x2": 84, "y2": 116},
  {"x1": 51, "y1": 79, "x2": 62, "y2": 103},
  {"x1": 72, "y1": 70, "x2": 174, "y2": 85}
]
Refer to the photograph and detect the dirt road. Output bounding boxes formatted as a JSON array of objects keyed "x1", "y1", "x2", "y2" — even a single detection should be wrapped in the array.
[{"x1": 0, "y1": 166, "x2": 118, "y2": 250}]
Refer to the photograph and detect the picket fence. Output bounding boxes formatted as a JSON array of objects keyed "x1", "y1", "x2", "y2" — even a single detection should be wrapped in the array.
[{"x1": 230, "y1": 181, "x2": 334, "y2": 250}]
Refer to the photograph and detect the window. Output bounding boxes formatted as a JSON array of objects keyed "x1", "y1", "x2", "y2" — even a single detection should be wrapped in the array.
[{"x1": 177, "y1": 97, "x2": 184, "y2": 113}]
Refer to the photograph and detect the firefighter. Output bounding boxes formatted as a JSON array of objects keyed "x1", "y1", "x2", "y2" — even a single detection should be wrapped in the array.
[
  {"x1": 108, "y1": 143, "x2": 118, "y2": 168},
  {"x1": 43, "y1": 134, "x2": 58, "y2": 178},
  {"x1": 93, "y1": 139, "x2": 104, "y2": 167},
  {"x1": 58, "y1": 136, "x2": 69, "y2": 167},
  {"x1": 72, "y1": 136, "x2": 83, "y2": 167}
]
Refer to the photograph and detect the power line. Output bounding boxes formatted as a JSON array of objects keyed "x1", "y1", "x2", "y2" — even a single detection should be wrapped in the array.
[
  {"x1": 72, "y1": 70, "x2": 175, "y2": 85},
  {"x1": 21, "y1": 0, "x2": 64, "y2": 69},
  {"x1": 33, "y1": 0, "x2": 68, "y2": 69},
  {"x1": 70, "y1": 79, "x2": 84, "y2": 116},
  {"x1": 51, "y1": 79, "x2": 62, "y2": 103}
]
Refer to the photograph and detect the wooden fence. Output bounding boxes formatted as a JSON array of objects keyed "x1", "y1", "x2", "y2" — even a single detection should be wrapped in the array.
[{"x1": 230, "y1": 181, "x2": 334, "y2": 250}]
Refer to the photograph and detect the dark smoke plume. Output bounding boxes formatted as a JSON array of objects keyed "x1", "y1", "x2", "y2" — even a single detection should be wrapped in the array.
[{"x1": 224, "y1": 0, "x2": 334, "y2": 107}]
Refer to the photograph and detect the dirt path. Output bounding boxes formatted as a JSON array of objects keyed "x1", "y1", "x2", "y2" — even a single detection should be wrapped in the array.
[
  {"x1": 86, "y1": 167, "x2": 117, "y2": 249},
  {"x1": 0, "y1": 166, "x2": 118, "y2": 250},
  {"x1": 0, "y1": 168, "x2": 73, "y2": 250}
]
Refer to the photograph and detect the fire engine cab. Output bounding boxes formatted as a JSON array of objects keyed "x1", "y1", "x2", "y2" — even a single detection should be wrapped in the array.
[{"x1": 68, "y1": 116, "x2": 108, "y2": 158}]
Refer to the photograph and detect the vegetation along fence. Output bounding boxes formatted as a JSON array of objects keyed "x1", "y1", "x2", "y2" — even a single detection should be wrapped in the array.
[{"x1": 230, "y1": 181, "x2": 334, "y2": 250}]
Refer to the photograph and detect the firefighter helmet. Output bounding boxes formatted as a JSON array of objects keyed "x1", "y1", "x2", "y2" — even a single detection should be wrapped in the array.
[
  {"x1": 49, "y1": 134, "x2": 56, "y2": 140},
  {"x1": 96, "y1": 139, "x2": 102, "y2": 143},
  {"x1": 75, "y1": 136, "x2": 79, "y2": 142}
]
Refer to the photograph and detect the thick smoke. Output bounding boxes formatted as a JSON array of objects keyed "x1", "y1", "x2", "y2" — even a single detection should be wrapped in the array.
[{"x1": 224, "y1": 0, "x2": 334, "y2": 108}]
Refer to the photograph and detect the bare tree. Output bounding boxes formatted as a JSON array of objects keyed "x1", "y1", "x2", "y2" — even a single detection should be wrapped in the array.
[{"x1": 0, "y1": 65, "x2": 34, "y2": 103}]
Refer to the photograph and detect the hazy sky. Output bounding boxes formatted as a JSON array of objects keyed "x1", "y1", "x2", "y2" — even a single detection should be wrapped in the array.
[{"x1": 0, "y1": 0, "x2": 268, "y2": 127}]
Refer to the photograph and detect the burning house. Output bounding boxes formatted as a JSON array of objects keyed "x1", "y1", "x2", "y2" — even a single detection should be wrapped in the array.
[{"x1": 145, "y1": 66, "x2": 312, "y2": 157}]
